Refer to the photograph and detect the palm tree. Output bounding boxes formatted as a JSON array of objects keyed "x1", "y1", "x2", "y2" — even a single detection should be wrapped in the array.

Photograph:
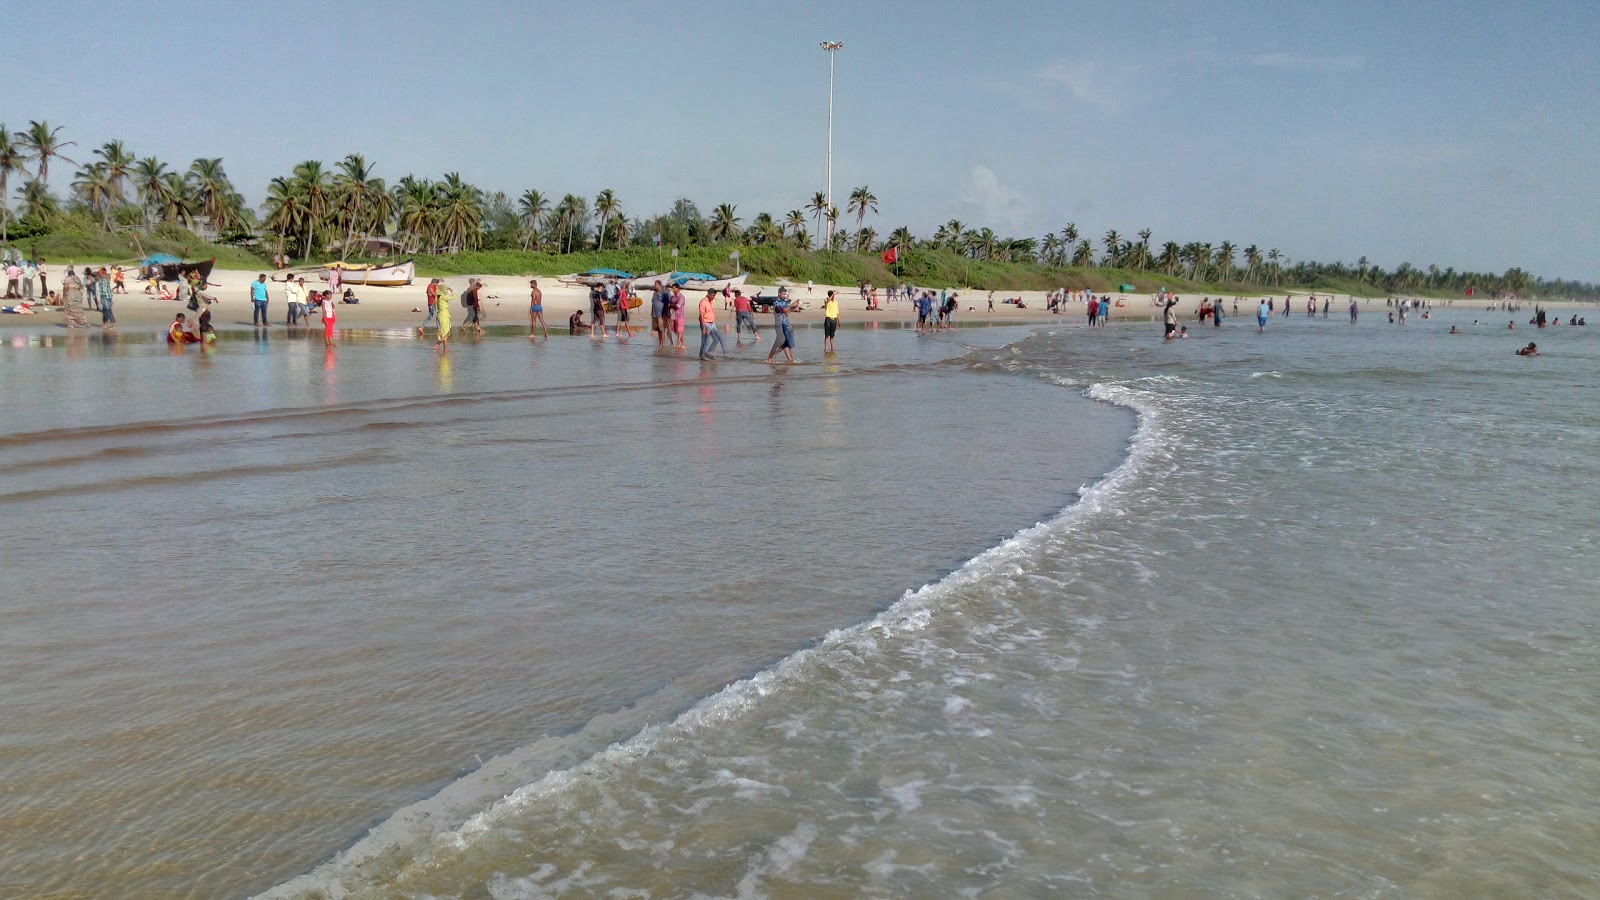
[
  {"x1": 93, "y1": 140, "x2": 134, "y2": 208},
  {"x1": 518, "y1": 189, "x2": 549, "y2": 250},
  {"x1": 593, "y1": 188, "x2": 621, "y2": 251},
  {"x1": 806, "y1": 190, "x2": 828, "y2": 247},
  {"x1": 888, "y1": 225, "x2": 915, "y2": 252},
  {"x1": 71, "y1": 162, "x2": 116, "y2": 229},
  {"x1": 132, "y1": 157, "x2": 170, "y2": 225},
  {"x1": 847, "y1": 185, "x2": 877, "y2": 233},
  {"x1": 554, "y1": 193, "x2": 588, "y2": 253},
  {"x1": 263, "y1": 175, "x2": 311, "y2": 258},
  {"x1": 1214, "y1": 241, "x2": 1236, "y2": 283},
  {"x1": 1072, "y1": 239, "x2": 1094, "y2": 267},
  {"x1": 1266, "y1": 248, "x2": 1281, "y2": 286},
  {"x1": 709, "y1": 203, "x2": 741, "y2": 242},
  {"x1": 784, "y1": 209, "x2": 806, "y2": 240},
  {"x1": 1102, "y1": 229, "x2": 1122, "y2": 267},
  {"x1": 332, "y1": 153, "x2": 385, "y2": 258},
  {"x1": 17, "y1": 180, "x2": 58, "y2": 222},
  {"x1": 1245, "y1": 245, "x2": 1262, "y2": 283},
  {"x1": 0, "y1": 126, "x2": 23, "y2": 240},
  {"x1": 291, "y1": 160, "x2": 333, "y2": 256},
  {"x1": 158, "y1": 172, "x2": 198, "y2": 226},
  {"x1": 393, "y1": 176, "x2": 438, "y2": 253},
  {"x1": 1061, "y1": 223, "x2": 1079, "y2": 251},
  {"x1": 435, "y1": 174, "x2": 484, "y2": 252},
  {"x1": 186, "y1": 157, "x2": 241, "y2": 232},
  {"x1": 18, "y1": 120, "x2": 77, "y2": 185},
  {"x1": 1157, "y1": 241, "x2": 1182, "y2": 276}
]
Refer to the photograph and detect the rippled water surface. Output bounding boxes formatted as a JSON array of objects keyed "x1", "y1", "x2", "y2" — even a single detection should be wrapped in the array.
[{"x1": 5, "y1": 310, "x2": 1599, "y2": 899}]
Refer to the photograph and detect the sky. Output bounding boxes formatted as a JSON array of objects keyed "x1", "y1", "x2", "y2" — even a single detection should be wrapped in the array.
[{"x1": 8, "y1": 0, "x2": 1599, "y2": 281}]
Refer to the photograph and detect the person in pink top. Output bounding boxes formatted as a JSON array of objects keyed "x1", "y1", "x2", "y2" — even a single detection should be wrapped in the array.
[
  {"x1": 321, "y1": 282, "x2": 337, "y2": 346},
  {"x1": 732, "y1": 288, "x2": 759, "y2": 342},
  {"x1": 698, "y1": 289, "x2": 726, "y2": 360}
]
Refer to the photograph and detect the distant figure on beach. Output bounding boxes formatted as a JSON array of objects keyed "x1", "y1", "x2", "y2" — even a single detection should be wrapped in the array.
[
  {"x1": 97, "y1": 268, "x2": 115, "y2": 328},
  {"x1": 285, "y1": 276, "x2": 305, "y2": 325},
  {"x1": 251, "y1": 274, "x2": 270, "y2": 326},
  {"x1": 1087, "y1": 295, "x2": 1099, "y2": 326},
  {"x1": 321, "y1": 279, "x2": 337, "y2": 346},
  {"x1": 1517, "y1": 342, "x2": 1538, "y2": 356},
  {"x1": 61, "y1": 267, "x2": 88, "y2": 328},
  {"x1": 765, "y1": 286, "x2": 798, "y2": 364},
  {"x1": 1257, "y1": 299, "x2": 1269, "y2": 332},
  {"x1": 435, "y1": 285, "x2": 453, "y2": 351},
  {"x1": 3, "y1": 260, "x2": 18, "y2": 298},
  {"x1": 698, "y1": 289, "x2": 726, "y2": 360},
  {"x1": 327, "y1": 265, "x2": 342, "y2": 299},
  {"x1": 589, "y1": 285, "x2": 607, "y2": 339},
  {"x1": 528, "y1": 279, "x2": 547, "y2": 339},
  {"x1": 667, "y1": 284, "x2": 687, "y2": 348},
  {"x1": 1349, "y1": 298, "x2": 1359, "y2": 323},
  {"x1": 461, "y1": 279, "x2": 484, "y2": 336},
  {"x1": 1162, "y1": 296, "x2": 1180, "y2": 338},
  {"x1": 915, "y1": 291, "x2": 933, "y2": 333},
  {"x1": 732, "y1": 288, "x2": 759, "y2": 342},
  {"x1": 822, "y1": 290, "x2": 840, "y2": 351},
  {"x1": 650, "y1": 280, "x2": 668, "y2": 347}
]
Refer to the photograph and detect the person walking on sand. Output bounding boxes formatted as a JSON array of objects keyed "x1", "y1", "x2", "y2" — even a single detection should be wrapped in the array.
[
  {"x1": 250, "y1": 273, "x2": 270, "y2": 326},
  {"x1": 528, "y1": 279, "x2": 547, "y2": 339},
  {"x1": 61, "y1": 267, "x2": 89, "y2": 328},
  {"x1": 434, "y1": 284, "x2": 453, "y2": 352},
  {"x1": 765, "y1": 286, "x2": 798, "y2": 363},
  {"x1": 732, "y1": 287, "x2": 760, "y2": 342},
  {"x1": 822, "y1": 289, "x2": 840, "y2": 351},
  {"x1": 698, "y1": 288, "x2": 727, "y2": 360}
]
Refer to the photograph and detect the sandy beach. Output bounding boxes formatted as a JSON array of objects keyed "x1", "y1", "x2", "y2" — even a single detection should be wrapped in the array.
[{"x1": 5, "y1": 265, "x2": 1555, "y2": 335}]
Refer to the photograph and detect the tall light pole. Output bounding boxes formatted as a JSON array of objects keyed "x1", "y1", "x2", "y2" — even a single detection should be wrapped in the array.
[{"x1": 820, "y1": 40, "x2": 844, "y2": 250}]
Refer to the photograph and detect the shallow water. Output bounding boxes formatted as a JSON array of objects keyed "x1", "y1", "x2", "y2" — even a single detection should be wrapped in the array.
[
  {"x1": 0, "y1": 324, "x2": 1131, "y2": 899},
  {"x1": 6, "y1": 309, "x2": 1599, "y2": 898}
]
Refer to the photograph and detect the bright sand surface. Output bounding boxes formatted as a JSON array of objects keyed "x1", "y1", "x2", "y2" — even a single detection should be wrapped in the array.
[{"x1": 1, "y1": 265, "x2": 1548, "y2": 334}]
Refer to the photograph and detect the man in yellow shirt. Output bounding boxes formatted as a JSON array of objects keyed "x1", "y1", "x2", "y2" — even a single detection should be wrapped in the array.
[{"x1": 822, "y1": 290, "x2": 840, "y2": 352}]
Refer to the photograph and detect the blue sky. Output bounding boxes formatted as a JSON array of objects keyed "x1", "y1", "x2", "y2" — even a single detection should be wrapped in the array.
[{"x1": 10, "y1": 0, "x2": 1598, "y2": 280}]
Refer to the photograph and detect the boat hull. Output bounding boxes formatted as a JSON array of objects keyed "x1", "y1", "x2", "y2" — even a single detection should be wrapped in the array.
[{"x1": 321, "y1": 260, "x2": 415, "y2": 287}]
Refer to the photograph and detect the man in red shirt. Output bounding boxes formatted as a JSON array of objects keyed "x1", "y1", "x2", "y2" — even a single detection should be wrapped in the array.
[{"x1": 732, "y1": 288, "x2": 759, "y2": 342}]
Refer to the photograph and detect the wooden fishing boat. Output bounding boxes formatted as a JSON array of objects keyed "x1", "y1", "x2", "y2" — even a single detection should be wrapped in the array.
[
  {"x1": 143, "y1": 255, "x2": 216, "y2": 283},
  {"x1": 672, "y1": 271, "x2": 749, "y2": 291},
  {"x1": 320, "y1": 259, "x2": 415, "y2": 287}
]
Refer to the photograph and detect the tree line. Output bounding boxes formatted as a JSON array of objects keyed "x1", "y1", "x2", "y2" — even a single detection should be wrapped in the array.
[{"x1": 0, "y1": 120, "x2": 1592, "y2": 299}]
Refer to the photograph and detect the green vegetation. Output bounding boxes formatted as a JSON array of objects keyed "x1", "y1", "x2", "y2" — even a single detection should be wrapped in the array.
[{"x1": 1, "y1": 118, "x2": 1594, "y2": 300}]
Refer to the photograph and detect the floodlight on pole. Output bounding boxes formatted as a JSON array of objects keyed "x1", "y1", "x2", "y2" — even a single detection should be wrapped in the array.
[{"x1": 820, "y1": 40, "x2": 844, "y2": 249}]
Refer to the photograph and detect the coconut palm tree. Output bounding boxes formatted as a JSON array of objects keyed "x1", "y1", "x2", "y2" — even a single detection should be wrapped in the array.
[
  {"x1": 131, "y1": 157, "x2": 170, "y2": 225},
  {"x1": 806, "y1": 190, "x2": 828, "y2": 247},
  {"x1": 1072, "y1": 239, "x2": 1094, "y2": 267},
  {"x1": 853, "y1": 226, "x2": 877, "y2": 253},
  {"x1": 593, "y1": 188, "x2": 621, "y2": 251},
  {"x1": 784, "y1": 209, "x2": 806, "y2": 240},
  {"x1": 93, "y1": 140, "x2": 134, "y2": 208},
  {"x1": 434, "y1": 174, "x2": 484, "y2": 252},
  {"x1": 1214, "y1": 241, "x2": 1235, "y2": 283},
  {"x1": 554, "y1": 193, "x2": 588, "y2": 253},
  {"x1": 1137, "y1": 228, "x2": 1153, "y2": 268},
  {"x1": 1266, "y1": 248, "x2": 1281, "y2": 286},
  {"x1": 332, "y1": 153, "x2": 386, "y2": 257},
  {"x1": 1245, "y1": 245, "x2": 1262, "y2": 283},
  {"x1": 709, "y1": 203, "x2": 741, "y2": 242},
  {"x1": 1101, "y1": 229, "x2": 1124, "y2": 267},
  {"x1": 17, "y1": 180, "x2": 58, "y2": 222},
  {"x1": 18, "y1": 120, "x2": 76, "y2": 185},
  {"x1": 1157, "y1": 241, "x2": 1182, "y2": 276},
  {"x1": 518, "y1": 189, "x2": 549, "y2": 250},
  {"x1": 847, "y1": 185, "x2": 877, "y2": 233},
  {"x1": 71, "y1": 162, "x2": 116, "y2": 228},
  {"x1": 289, "y1": 160, "x2": 333, "y2": 255},
  {"x1": 888, "y1": 225, "x2": 915, "y2": 252},
  {"x1": 262, "y1": 175, "x2": 311, "y2": 259},
  {"x1": 158, "y1": 172, "x2": 197, "y2": 226},
  {"x1": 0, "y1": 126, "x2": 24, "y2": 240},
  {"x1": 186, "y1": 157, "x2": 242, "y2": 233}
]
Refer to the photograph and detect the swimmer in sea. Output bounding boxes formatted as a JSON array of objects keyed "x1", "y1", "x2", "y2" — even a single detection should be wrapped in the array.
[
  {"x1": 1516, "y1": 342, "x2": 1538, "y2": 356},
  {"x1": 1449, "y1": 326, "x2": 1459, "y2": 334}
]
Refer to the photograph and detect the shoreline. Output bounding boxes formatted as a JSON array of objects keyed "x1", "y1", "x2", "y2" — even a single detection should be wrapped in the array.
[{"x1": 3, "y1": 266, "x2": 1586, "y2": 335}]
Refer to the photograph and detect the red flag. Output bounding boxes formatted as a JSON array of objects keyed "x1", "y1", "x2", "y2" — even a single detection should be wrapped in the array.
[
  {"x1": 882, "y1": 246, "x2": 898, "y2": 265},
  {"x1": 1465, "y1": 286, "x2": 1474, "y2": 296}
]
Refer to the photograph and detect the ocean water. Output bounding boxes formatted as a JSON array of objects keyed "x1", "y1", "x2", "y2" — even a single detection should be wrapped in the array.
[{"x1": 4, "y1": 310, "x2": 1598, "y2": 898}]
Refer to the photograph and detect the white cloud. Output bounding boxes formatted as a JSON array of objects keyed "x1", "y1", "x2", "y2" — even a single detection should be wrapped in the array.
[
  {"x1": 1032, "y1": 59, "x2": 1137, "y2": 113},
  {"x1": 959, "y1": 165, "x2": 1031, "y2": 233}
]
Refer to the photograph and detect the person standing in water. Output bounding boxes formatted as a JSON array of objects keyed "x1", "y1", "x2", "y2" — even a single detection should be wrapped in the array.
[
  {"x1": 1349, "y1": 297, "x2": 1359, "y2": 324},
  {"x1": 528, "y1": 279, "x2": 547, "y2": 339},
  {"x1": 434, "y1": 284, "x2": 453, "y2": 352},
  {"x1": 765, "y1": 286, "x2": 798, "y2": 363},
  {"x1": 822, "y1": 289, "x2": 840, "y2": 351},
  {"x1": 1162, "y1": 295, "x2": 1180, "y2": 339},
  {"x1": 697, "y1": 288, "x2": 726, "y2": 360},
  {"x1": 1257, "y1": 298, "x2": 1270, "y2": 333}
]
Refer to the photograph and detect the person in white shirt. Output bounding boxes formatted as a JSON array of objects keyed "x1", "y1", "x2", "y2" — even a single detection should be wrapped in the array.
[{"x1": 284, "y1": 277, "x2": 306, "y2": 325}]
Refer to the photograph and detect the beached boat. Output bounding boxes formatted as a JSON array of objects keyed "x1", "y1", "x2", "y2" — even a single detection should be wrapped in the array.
[
  {"x1": 320, "y1": 259, "x2": 415, "y2": 287},
  {"x1": 558, "y1": 268, "x2": 632, "y2": 287},
  {"x1": 671, "y1": 271, "x2": 749, "y2": 291},
  {"x1": 143, "y1": 255, "x2": 216, "y2": 283}
]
